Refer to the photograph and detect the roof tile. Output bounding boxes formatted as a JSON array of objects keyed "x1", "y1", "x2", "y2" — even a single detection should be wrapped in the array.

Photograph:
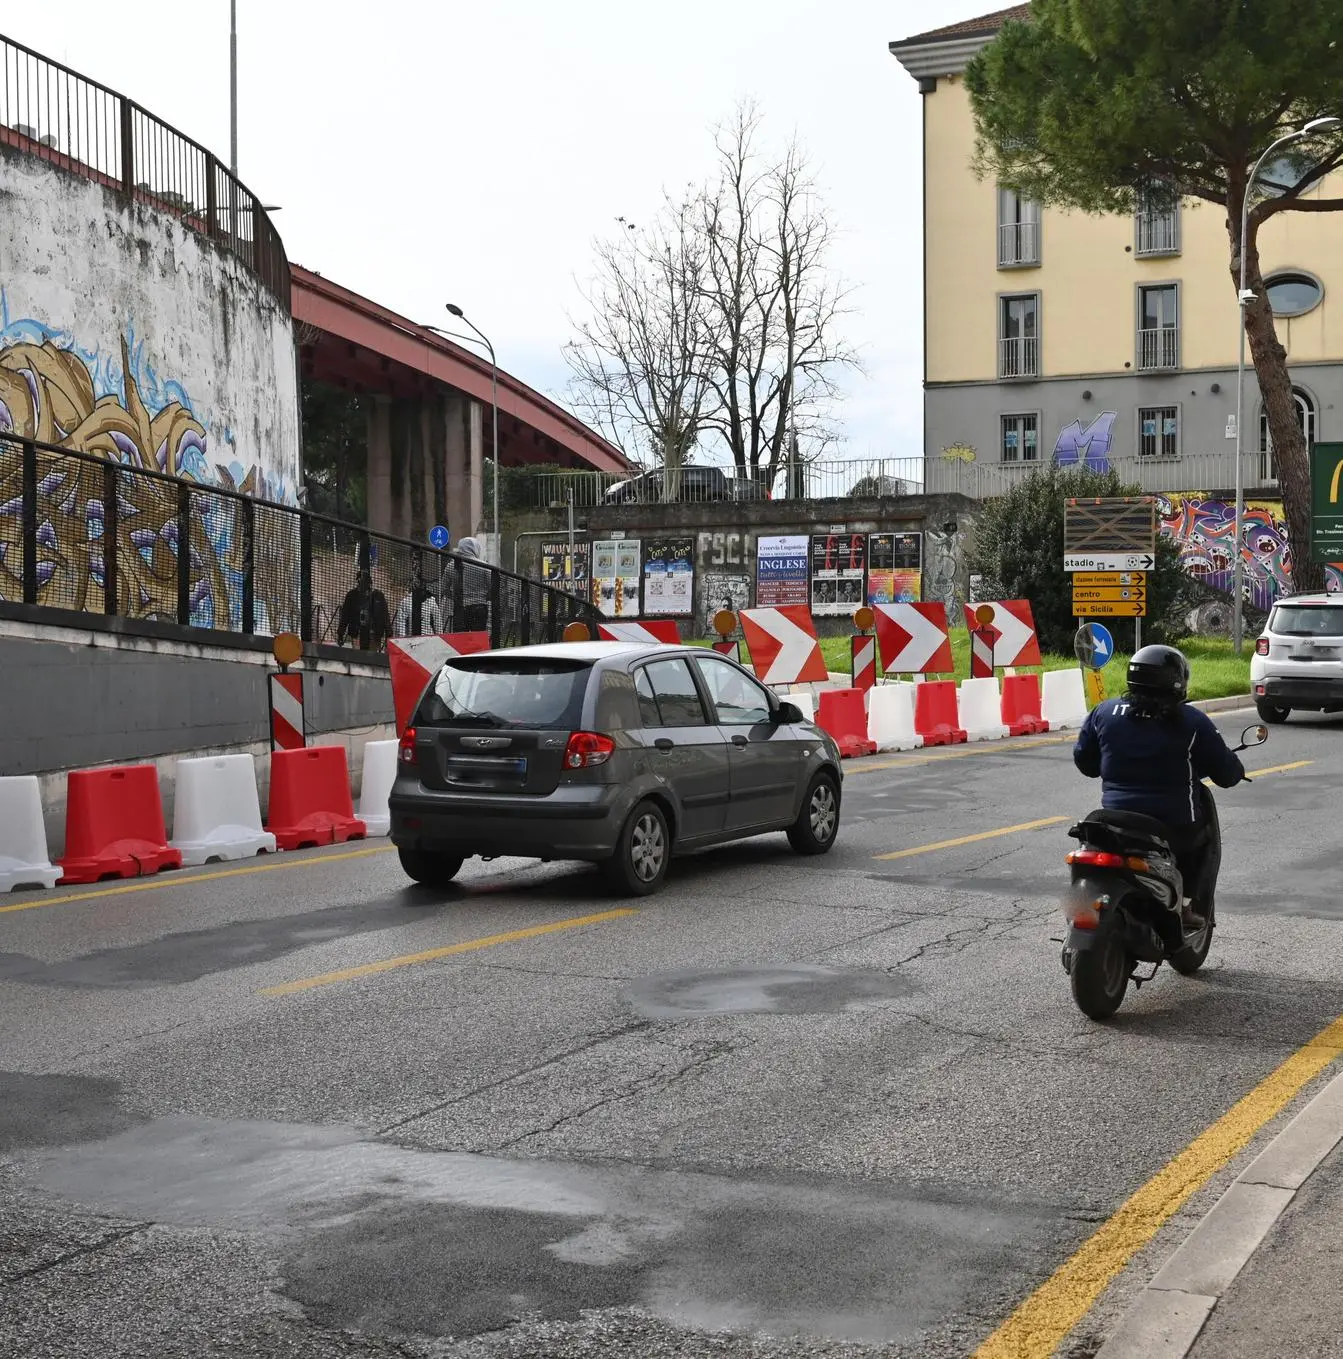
[{"x1": 892, "y1": 4, "x2": 1031, "y2": 49}]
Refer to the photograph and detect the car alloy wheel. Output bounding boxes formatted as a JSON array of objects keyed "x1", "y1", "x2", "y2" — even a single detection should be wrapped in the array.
[
  {"x1": 630, "y1": 811, "x2": 666, "y2": 882},
  {"x1": 809, "y1": 781, "x2": 838, "y2": 844}
]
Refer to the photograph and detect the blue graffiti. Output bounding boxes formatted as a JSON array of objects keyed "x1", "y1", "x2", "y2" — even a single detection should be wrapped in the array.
[{"x1": 1053, "y1": 411, "x2": 1117, "y2": 473}]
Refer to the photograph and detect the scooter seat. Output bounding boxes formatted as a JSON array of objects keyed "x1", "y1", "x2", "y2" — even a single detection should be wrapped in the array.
[{"x1": 1073, "y1": 808, "x2": 1173, "y2": 853}]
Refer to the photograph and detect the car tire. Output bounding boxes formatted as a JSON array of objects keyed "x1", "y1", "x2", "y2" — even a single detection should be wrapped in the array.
[
  {"x1": 398, "y1": 848, "x2": 465, "y2": 891},
  {"x1": 601, "y1": 800, "x2": 671, "y2": 897},
  {"x1": 787, "y1": 773, "x2": 840, "y2": 855},
  {"x1": 1255, "y1": 699, "x2": 1291, "y2": 724}
]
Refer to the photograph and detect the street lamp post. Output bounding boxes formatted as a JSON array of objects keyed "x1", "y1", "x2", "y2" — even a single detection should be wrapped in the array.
[
  {"x1": 229, "y1": 0, "x2": 238, "y2": 176},
  {"x1": 1233, "y1": 115, "x2": 1341, "y2": 653},
  {"x1": 446, "y1": 304, "x2": 499, "y2": 561}
]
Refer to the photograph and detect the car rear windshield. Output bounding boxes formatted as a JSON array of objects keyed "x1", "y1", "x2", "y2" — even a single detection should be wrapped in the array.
[
  {"x1": 413, "y1": 658, "x2": 590, "y2": 730},
  {"x1": 1270, "y1": 605, "x2": 1343, "y2": 637}
]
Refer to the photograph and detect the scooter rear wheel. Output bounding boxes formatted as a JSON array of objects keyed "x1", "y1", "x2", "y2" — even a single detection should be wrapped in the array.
[
  {"x1": 1070, "y1": 931, "x2": 1130, "y2": 1020},
  {"x1": 1169, "y1": 914, "x2": 1214, "y2": 975}
]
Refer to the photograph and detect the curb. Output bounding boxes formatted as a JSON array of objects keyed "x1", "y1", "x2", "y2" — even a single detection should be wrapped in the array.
[
  {"x1": 1192, "y1": 693, "x2": 1254, "y2": 715},
  {"x1": 1095, "y1": 1065, "x2": 1343, "y2": 1357}
]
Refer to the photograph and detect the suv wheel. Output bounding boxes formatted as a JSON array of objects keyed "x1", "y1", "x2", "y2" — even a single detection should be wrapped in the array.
[
  {"x1": 398, "y1": 848, "x2": 465, "y2": 891},
  {"x1": 601, "y1": 800, "x2": 671, "y2": 896},
  {"x1": 1255, "y1": 699, "x2": 1291, "y2": 725},
  {"x1": 788, "y1": 773, "x2": 840, "y2": 855}
]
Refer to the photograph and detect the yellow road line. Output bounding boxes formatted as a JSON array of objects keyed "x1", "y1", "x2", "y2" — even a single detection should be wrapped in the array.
[
  {"x1": 260, "y1": 908, "x2": 637, "y2": 996},
  {"x1": 874, "y1": 816, "x2": 1070, "y2": 861},
  {"x1": 972, "y1": 1013, "x2": 1343, "y2": 1359},
  {"x1": 0, "y1": 844, "x2": 396, "y2": 916},
  {"x1": 1239, "y1": 759, "x2": 1312, "y2": 778}
]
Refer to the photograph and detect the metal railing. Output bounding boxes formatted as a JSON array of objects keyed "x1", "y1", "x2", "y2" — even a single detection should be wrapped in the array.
[
  {"x1": 997, "y1": 220, "x2": 1040, "y2": 267},
  {"x1": 0, "y1": 434, "x2": 599, "y2": 651},
  {"x1": 528, "y1": 458, "x2": 928, "y2": 509},
  {"x1": 1138, "y1": 326, "x2": 1180, "y2": 370},
  {"x1": 1135, "y1": 208, "x2": 1180, "y2": 257},
  {"x1": 0, "y1": 34, "x2": 289, "y2": 308},
  {"x1": 998, "y1": 336, "x2": 1040, "y2": 379}
]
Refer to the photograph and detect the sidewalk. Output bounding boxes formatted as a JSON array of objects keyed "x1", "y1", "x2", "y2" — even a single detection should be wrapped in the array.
[{"x1": 1098, "y1": 1067, "x2": 1343, "y2": 1358}]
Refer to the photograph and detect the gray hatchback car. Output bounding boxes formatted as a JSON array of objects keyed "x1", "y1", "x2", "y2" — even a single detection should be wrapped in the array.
[{"x1": 388, "y1": 641, "x2": 843, "y2": 895}]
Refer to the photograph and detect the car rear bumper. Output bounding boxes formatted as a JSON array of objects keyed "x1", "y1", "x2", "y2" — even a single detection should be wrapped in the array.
[
  {"x1": 1255, "y1": 674, "x2": 1343, "y2": 708},
  {"x1": 388, "y1": 784, "x2": 627, "y2": 860}
]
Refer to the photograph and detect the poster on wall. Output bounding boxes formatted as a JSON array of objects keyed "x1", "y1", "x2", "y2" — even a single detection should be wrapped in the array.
[
  {"x1": 591, "y1": 539, "x2": 643, "y2": 617},
  {"x1": 541, "y1": 539, "x2": 590, "y2": 598},
  {"x1": 642, "y1": 538, "x2": 695, "y2": 615},
  {"x1": 756, "y1": 534, "x2": 810, "y2": 607},
  {"x1": 810, "y1": 532, "x2": 866, "y2": 615},
  {"x1": 867, "y1": 532, "x2": 922, "y2": 604},
  {"x1": 702, "y1": 572, "x2": 751, "y2": 634}
]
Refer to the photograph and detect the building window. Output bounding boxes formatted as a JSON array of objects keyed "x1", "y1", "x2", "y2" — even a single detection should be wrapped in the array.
[
  {"x1": 1135, "y1": 187, "x2": 1181, "y2": 257},
  {"x1": 1259, "y1": 387, "x2": 1317, "y2": 478},
  {"x1": 1139, "y1": 406, "x2": 1179, "y2": 457},
  {"x1": 998, "y1": 293, "x2": 1039, "y2": 378},
  {"x1": 1000, "y1": 413, "x2": 1039, "y2": 463},
  {"x1": 1137, "y1": 284, "x2": 1180, "y2": 370},
  {"x1": 997, "y1": 187, "x2": 1040, "y2": 267},
  {"x1": 1264, "y1": 271, "x2": 1324, "y2": 319}
]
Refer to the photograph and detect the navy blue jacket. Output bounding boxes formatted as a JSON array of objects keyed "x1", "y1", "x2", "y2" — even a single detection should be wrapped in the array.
[{"x1": 1073, "y1": 698, "x2": 1246, "y2": 826}]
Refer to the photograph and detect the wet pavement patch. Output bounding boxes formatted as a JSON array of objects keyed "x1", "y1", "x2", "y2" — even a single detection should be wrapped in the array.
[
  {"x1": 0, "y1": 900, "x2": 413, "y2": 989},
  {"x1": 0, "y1": 1072, "x2": 145, "y2": 1154},
  {"x1": 280, "y1": 1200, "x2": 647, "y2": 1339},
  {"x1": 623, "y1": 965, "x2": 916, "y2": 1019}
]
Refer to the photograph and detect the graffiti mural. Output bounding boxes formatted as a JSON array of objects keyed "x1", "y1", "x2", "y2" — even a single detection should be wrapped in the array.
[
  {"x1": 1157, "y1": 493, "x2": 1343, "y2": 612},
  {"x1": 1053, "y1": 412, "x2": 1117, "y2": 473},
  {"x1": 0, "y1": 290, "x2": 294, "y2": 631}
]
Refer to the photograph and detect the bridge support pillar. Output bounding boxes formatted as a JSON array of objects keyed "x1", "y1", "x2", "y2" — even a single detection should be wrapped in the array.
[
  {"x1": 366, "y1": 394, "x2": 451, "y2": 543},
  {"x1": 445, "y1": 395, "x2": 484, "y2": 544}
]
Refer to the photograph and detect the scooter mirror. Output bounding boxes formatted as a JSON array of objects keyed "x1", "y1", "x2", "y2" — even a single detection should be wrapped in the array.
[{"x1": 1242, "y1": 724, "x2": 1268, "y2": 747}]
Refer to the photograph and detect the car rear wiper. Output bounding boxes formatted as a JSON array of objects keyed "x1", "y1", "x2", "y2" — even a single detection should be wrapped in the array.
[{"x1": 446, "y1": 709, "x2": 509, "y2": 728}]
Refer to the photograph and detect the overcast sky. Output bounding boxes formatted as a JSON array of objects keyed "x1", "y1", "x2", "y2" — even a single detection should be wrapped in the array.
[{"x1": 11, "y1": 2, "x2": 992, "y2": 462}]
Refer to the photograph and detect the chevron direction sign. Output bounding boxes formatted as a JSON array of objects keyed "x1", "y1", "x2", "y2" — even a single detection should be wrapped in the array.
[
  {"x1": 960, "y1": 600, "x2": 1042, "y2": 667},
  {"x1": 387, "y1": 632, "x2": 492, "y2": 735},
  {"x1": 874, "y1": 602, "x2": 953, "y2": 674},
  {"x1": 740, "y1": 606, "x2": 829, "y2": 686}
]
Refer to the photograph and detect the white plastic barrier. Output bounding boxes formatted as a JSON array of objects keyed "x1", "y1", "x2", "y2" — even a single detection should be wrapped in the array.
[
  {"x1": 787, "y1": 689, "x2": 816, "y2": 723},
  {"x1": 358, "y1": 739, "x2": 399, "y2": 837},
  {"x1": 868, "y1": 684, "x2": 922, "y2": 752},
  {"x1": 1042, "y1": 668, "x2": 1089, "y2": 730},
  {"x1": 0, "y1": 776, "x2": 60, "y2": 892},
  {"x1": 171, "y1": 754, "x2": 277, "y2": 866},
  {"x1": 958, "y1": 677, "x2": 1008, "y2": 742}
]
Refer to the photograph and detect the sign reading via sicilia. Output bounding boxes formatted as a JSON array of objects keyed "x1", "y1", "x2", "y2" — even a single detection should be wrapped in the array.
[{"x1": 1311, "y1": 442, "x2": 1343, "y2": 564}]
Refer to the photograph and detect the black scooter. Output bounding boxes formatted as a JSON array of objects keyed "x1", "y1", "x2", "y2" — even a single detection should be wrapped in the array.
[{"x1": 1060, "y1": 724, "x2": 1267, "y2": 1020}]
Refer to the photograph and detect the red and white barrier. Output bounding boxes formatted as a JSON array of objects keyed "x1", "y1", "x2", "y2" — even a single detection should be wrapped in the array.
[
  {"x1": 597, "y1": 620, "x2": 682, "y2": 644},
  {"x1": 913, "y1": 680, "x2": 967, "y2": 746},
  {"x1": 1002, "y1": 674, "x2": 1050, "y2": 736},
  {"x1": 357, "y1": 739, "x2": 399, "y2": 837},
  {"x1": 0, "y1": 776, "x2": 60, "y2": 892},
  {"x1": 269, "y1": 673, "x2": 305, "y2": 751},
  {"x1": 958, "y1": 678, "x2": 1008, "y2": 742},
  {"x1": 740, "y1": 606, "x2": 829, "y2": 686},
  {"x1": 388, "y1": 632, "x2": 492, "y2": 736},
  {"x1": 868, "y1": 685, "x2": 922, "y2": 752},
  {"x1": 817, "y1": 688, "x2": 877, "y2": 758},
  {"x1": 851, "y1": 635, "x2": 877, "y2": 694},
  {"x1": 875, "y1": 602, "x2": 953, "y2": 674},
  {"x1": 267, "y1": 746, "x2": 367, "y2": 851},
  {"x1": 961, "y1": 601, "x2": 1042, "y2": 668},
  {"x1": 171, "y1": 754, "x2": 276, "y2": 866},
  {"x1": 1042, "y1": 669, "x2": 1089, "y2": 730},
  {"x1": 59, "y1": 765, "x2": 182, "y2": 884}
]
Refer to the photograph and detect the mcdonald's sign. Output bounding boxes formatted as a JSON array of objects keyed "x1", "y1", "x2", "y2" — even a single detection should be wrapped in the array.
[{"x1": 1310, "y1": 442, "x2": 1343, "y2": 564}]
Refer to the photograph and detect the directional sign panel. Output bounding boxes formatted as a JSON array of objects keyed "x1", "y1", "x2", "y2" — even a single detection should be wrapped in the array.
[
  {"x1": 1064, "y1": 552, "x2": 1156, "y2": 572},
  {"x1": 1072, "y1": 571, "x2": 1145, "y2": 589},
  {"x1": 1072, "y1": 586, "x2": 1147, "y2": 603},
  {"x1": 1074, "y1": 600, "x2": 1147, "y2": 617}
]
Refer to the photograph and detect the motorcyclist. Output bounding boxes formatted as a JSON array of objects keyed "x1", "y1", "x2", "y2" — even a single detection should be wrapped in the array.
[{"x1": 1073, "y1": 644, "x2": 1245, "y2": 927}]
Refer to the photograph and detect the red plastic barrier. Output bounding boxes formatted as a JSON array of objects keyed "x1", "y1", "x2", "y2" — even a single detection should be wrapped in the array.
[
  {"x1": 1001, "y1": 673, "x2": 1050, "y2": 736},
  {"x1": 59, "y1": 765, "x2": 182, "y2": 884},
  {"x1": 913, "y1": 680, "x2": 967, "y2": 747},
  {"x1": 817, "y1": 687, "x2": 877, "y2": 759},
  {"x1": 267, "y1": 746, "x2": 367, "y2": 851}
]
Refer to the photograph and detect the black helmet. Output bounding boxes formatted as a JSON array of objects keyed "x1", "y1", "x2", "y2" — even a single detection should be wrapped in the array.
[{"x1": 1127, "y1": 644, "x2": 1189, "y2": 702}]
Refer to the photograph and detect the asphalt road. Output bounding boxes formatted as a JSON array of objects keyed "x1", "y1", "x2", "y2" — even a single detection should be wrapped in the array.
[{"x1": 3, "y1": 707, "x2": 1341, "y2": 1359}]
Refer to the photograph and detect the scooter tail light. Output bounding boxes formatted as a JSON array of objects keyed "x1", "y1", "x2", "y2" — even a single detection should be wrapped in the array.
[
  {"x1": 1063, "y1": 893, "x2": 1102, "y2": 929},
  {"x1": 1125, "y1": 855, "x2": 1151, "y2": 872},
  {"x1": 1065, "y1": 849, "x2": 1125, "y2": 869}
]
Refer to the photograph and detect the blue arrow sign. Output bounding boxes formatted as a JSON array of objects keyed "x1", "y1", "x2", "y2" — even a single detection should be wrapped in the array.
[
  {"x1": 1085, "y1": 622, "x2": 1114, "y2": 668},
  {"x1": 428, "y1": 524, "x2": 450, "y2": 550}
]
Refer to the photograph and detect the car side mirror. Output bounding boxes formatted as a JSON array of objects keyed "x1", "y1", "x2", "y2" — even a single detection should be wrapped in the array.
[{"x1": 776, "y1": 701, "x2": 805, "y2": 725}]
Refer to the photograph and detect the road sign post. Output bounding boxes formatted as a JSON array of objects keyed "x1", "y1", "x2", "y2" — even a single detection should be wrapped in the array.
[{"x1": 1309, "y1": 442, "x2": 1343, "y2": 564}]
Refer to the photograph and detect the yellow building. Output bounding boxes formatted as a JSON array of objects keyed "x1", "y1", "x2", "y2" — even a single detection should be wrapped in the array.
[{"x1": 890, "y1": 4, "x2": 1343, "y2": 503}]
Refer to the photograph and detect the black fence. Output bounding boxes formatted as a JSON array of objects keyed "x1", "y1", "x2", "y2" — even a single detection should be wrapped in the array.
[
  {"x1": 1, "y1": 33, "x2": 288, "y2": 307},
  {"x1": 0, "y1": 435, "x2": 601, "y2": 655}
]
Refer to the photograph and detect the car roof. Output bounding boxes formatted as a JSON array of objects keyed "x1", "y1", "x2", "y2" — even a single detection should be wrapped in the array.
[
  {"x1": 1274, "y1": 593, "x2": 1341, "y2": 607},
  {"x1": 473, "y1": 640, "x2": 684, "y2": 663}
]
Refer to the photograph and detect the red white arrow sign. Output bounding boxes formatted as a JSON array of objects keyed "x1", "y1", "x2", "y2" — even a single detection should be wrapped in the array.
[
  {"x1": 740, "y1": 606, "x2": 828, "y2": 686},
  {"x1": 962, "y1": 601, "x2": 1042, "y2": 667},
  {"x1": 874, "y1": 602, "x2": 953, "y2": 674},
  {"x1": 597, "y1": 620, "x2": 682, "y2": 645},
  {"x1": 387, "y1": 632, "x2": 491, "y2": 735}
]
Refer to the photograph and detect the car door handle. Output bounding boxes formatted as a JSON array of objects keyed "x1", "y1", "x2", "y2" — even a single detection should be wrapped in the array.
[
  {"x1": 654, "y1": 738, "x2": 675, "y2": 751},
  {"x1": 730, "y1": 734, "x2": 749, "y2": 747}
]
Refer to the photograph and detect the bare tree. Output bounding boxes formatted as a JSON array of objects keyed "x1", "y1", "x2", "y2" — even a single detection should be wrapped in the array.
[
  {"x1": 564, "y1": 200, "x2": 719, "y2": 497},
  {"x1": 700, "y1": 106, "x2": 858, "y2": 489}
]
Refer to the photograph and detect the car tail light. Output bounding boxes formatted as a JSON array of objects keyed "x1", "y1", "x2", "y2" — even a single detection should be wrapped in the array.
[
  {"x1": 1065, "y1": 849, "x2": 1125, "y2": 869},
  {"x1": 399, "y1": 727, "x2": 417, "y2": 765},
  {"x1": 1255, "y1": 637, "x2": 1270, "y2": 655},
  {"x1": 564, "y1": 731, "x2": 615, "y2": 769}
]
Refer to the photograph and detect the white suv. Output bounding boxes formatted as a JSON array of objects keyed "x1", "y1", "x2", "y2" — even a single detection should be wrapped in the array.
[{"x1": 1251, "y1": 592, "x2": 1343, "y2": 723}]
